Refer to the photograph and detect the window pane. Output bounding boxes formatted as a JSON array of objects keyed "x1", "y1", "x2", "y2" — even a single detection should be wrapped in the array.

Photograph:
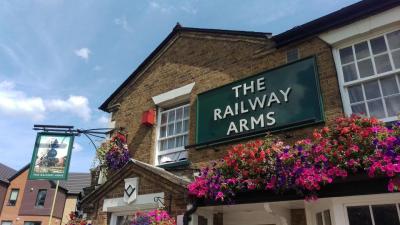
[
  {"x1": 385, "y1": 95, "x2": 400, "y2": 117},
  {"x1": 35, "y1": 190, "x2": 47, "y2": 207},
  {"x1": 364, "y1": 80, "x2": 381, "y2": 99},
  {"x1": 368, "y1": 100, "x2": 385, "y2": 118},
  {"x1": 358, "y1": 59, "x2": 374, "y2": 78},
  {"x1": 372, "y1": 204, "x2": 400, "y2": 225},
  {"x1": 374, "y1": 54, "x2": 392, "y2": 73},
  {"x1": 381, "y1": 76, "x2": 399, "y2": 96},
  {"x1": 351, "y1": 103, "x2": 367, "y2": 115},
  {"x1": 340, "y1": 46, "x2": 354, "y2": 64},
  {"x1": 160, "y1": 140, "x2": 167, "y2": 151},
  {"x1": 161, "y1": 112, "x2": 167, "y2": 124},
  {"x1": 324, "y1": 210, "x2": 332, "y2": 225},
  {"x1": 316, "y1": 212, "x2": 323, "y2": 225},
  {"x1": 348, "y1": 85, "x2": 364, "y2": 103},
  {"x1": 347, "y1": 206, "x2": 373, "y2": 225},
  {"x1": 371, "y1": 36, "x2": 387, "y2": 54},
  {"x1": 183, "y1": 106, "x2": 189, "y2": 118},
  {"x1": 183, "y1": 120, "x2": 189, "y2": 132},
  {"x1": 2, "y1": 222, "x2": 12, "y2": 225},
  {"x1": 387, "y1": 30, "x2": 400, "y2": 50},
  {"x1": 167, "y1": 123, "x2": 174, "y2": 136},
  {"x1": 168, "y1": 110, "x2": 175, "y2": 123},
  {"x1": 168, "y1": 138, "x2": 176, "y2": 149},
  {"x1": 160, "y1": 126, "x2": 167, "y2": 138},
  {"x1": 343, "y1": 64, "x2": 358, "y2": 82},
  {"x1": 392, "y1": 50, "x2": 400, "y2": 69},
  {"x1": 355, "y1": 42, "x2": 370, "y2": 59},
  {"x1": 176, "y1": 136, "x2": 184, "y2": 148},
  {"x1": 10, "y1": 190, "x2": 18, "y2": 200},
  {"x1": 176, "y1": 107, "x2": 183, "y2": 121},
  {"x1": 176, "y1": 122, "x2": 183, "y2": 134}
]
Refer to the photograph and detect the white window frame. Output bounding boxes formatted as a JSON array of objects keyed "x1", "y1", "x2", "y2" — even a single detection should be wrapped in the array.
[
  {"x1": 343, "y1": 201, "x2": 400, "y2": 225},
  {"x1": 333, "y1": 26, "x2": 400, "y2": 122},
  {"x1": 155, "y1": 104, "x2": 189, "y2": 166}
]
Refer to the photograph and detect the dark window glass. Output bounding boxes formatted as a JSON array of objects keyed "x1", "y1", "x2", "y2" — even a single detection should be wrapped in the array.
[
  {"x1": 340, "y1": 46, "x2": 354, "y2": 64},
  {"x1": 371, "y1": 36, "x2": 387, "y2": 54},
  {"x1": 387, "y1": 30, "x2": 400, "y2": 50},
  {"x1": 35, "y1": 189, "x2": 47, "y2": 207},
  {"x1": 372, "y1": 204, "x2": 400, "y2": 225},
  {"x1": 343, "y1": 63, "x2": 358, "y2": 82},
  {"x1": 316, "y1": 212, "x2": 323, "y2": 225},
  {"x1": 8, "y1": 189, "x2": 19, "y2": 206},
  {"x1": 24, "y1": 222, "x2": 41, "y2": 225},
  {"x1": 1, "y1": 221, "x2": 12, "y2": 225},
  {"x1": 347, "y1": 206, "x2": 373, "y2": 225},
  {"x1": 324, "y1": 210, "x2": 332, "y2": 225},
  {"x1": 355, "y1": 41, "x2": 370, "y2": 59}
]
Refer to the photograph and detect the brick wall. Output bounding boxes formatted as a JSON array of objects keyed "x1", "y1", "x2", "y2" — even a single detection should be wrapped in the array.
[
  {"x1": 89, "y1": 31, "x2": 344, "y2": 224},
  {"x1": 109, "y1": 32, "x2": 342, "y2": 169}
]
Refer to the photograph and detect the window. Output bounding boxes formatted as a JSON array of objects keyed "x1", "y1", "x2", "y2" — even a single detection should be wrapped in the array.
[
  {"x1": 1, "y1": 221, "x2": 12, "y2": 225},
  {"x1": 8, "y1": 189, "x2": 19, "y2": 206},
  {"x1": 337, "y1": 29, "x2": 400, "y2": 121},
  {"x1": 287, "y1": 48, "x2": 299, "y2": 63},
  {"x1": 347, "y1": 204, "x2": 400, "y2": 225},
  {"x1": 35, "y1": 189, "x2": 47, "y2": 207},
  {"x1": 24, "y1": 222, "x2": 41, "y2": 225},
  {"x1": 316, "y1": 210, "x2": 332, "y2": 225},
  {"x1": 157, "y1": 104, "x2": 189, "y2": 165}
]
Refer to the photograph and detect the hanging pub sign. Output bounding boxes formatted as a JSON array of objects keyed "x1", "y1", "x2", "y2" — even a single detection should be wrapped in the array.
[
  {"x1": 196, "y1": 56, "x2": 324, "y2": 146},
  {"x1": 28, "y1": 132, "x2": 74, "y2": 180}
]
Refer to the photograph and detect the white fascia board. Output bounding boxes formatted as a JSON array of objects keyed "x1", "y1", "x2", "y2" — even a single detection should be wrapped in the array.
[
  {"x1": 152, "y1": 82, "x2": 195, "y2": 107},
  {"x1": 103, "y1": 192, "x2": 164, "y2": 212},
  {"x1": 319, "y1": 6, "x2": 400, "y2": 46}
]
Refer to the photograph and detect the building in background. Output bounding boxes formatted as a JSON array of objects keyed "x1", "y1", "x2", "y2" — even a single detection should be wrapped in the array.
[
  {"x1": 0, "y1": 163, "x2": 17, "y2": 215},
  {"x1": 0, "y1": 164, "x2": 90, "y2": 225},
  {"x1": 81, "y1": 0, "x2": 400, "y2": 225}
]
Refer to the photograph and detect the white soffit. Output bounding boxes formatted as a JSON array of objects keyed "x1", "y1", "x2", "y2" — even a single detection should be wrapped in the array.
[
  {"x1": 103, "y1": 192, "x2": 164, "y2": 212},
  {"x1": 319, "y1": 6, "x2": 400, "y2": 45},
  {"x1": 152, "y1": 82, "x2": 195, "y2": 107}
]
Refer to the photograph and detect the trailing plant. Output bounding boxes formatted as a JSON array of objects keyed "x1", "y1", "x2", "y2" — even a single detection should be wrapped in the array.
[
  {"x1": 95, "y1": 131, "x2": 130, "y2": 173},
  {"x1": 130, "y1": 209, "x2": 176, "y2": 225},
  {"x1": 188, "y1": 115, "x2": 400, "y2": 202},
  {"x1": 65, "y1": 211, "x2": 91, "y2": 225}
]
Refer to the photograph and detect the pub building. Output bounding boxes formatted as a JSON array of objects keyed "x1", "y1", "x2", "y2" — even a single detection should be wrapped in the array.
[{"x1": 81, "y1": 0, "x2": 400, "y2": 225}]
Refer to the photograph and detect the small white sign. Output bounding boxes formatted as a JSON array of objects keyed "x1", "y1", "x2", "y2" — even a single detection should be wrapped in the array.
[{"x1": 124, "y1": 177, "x2": 138, "y2": 204}]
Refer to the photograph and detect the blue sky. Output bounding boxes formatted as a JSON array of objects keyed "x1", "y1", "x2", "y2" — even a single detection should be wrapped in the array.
[{"x1": 0, "y1": 0, "x2": 359, "y2": 172}]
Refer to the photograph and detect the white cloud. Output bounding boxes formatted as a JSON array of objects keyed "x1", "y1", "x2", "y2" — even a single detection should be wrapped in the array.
[
  {"x1": 47, "y1": 95, "x2": 91, "y2": 121},
  {"x1": 97, "y1": 115, "x2": 109, "y2": 126},
  {"x1": 148, "y1": 1, "x2": 197, "y2": 14},
  {"x1": 0, "y1": 80, "x2": 46, "y2": 120},
  {"x1": 114, "y1": 16, "x2": 133, "y2": 33},
  {"x1": 74, "y1": 47, "x2": 91, "y2": 60},
  {"x1": 0, "y1": 80, "x2": 91, "y2": 121},
  {"x1": 73, "y1": 142, "x2": 83, "y2": 152}
]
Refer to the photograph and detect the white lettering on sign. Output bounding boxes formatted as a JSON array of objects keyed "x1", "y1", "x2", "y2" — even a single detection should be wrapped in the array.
[{"x1": 216, "y1": 78, "x2": 292, "y2": 135}]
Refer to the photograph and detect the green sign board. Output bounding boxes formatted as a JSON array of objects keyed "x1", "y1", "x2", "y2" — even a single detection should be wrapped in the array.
[
  {"x1": 28, "y1": 132, "x2": 74, "y2": 180},
  {"x1": 196, "y1": 56, "x2": 324, "y2": 146}
]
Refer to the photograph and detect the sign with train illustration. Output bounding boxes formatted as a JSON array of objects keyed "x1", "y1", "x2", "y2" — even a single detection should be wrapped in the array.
[{"x1": 28, "y1": 132, "x2": 74, "y2": 180}]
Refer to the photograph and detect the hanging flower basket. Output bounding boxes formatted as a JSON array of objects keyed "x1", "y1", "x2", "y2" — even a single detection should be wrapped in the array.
[
  {"x1": 130, "y1": 209, "x2": 176, "y2": 225},
  {"x1": 95, "y1": 131, "x2": 130, "y2": 173},
  {"x1": 66, "y1": 211, "x2": 91, "y2": 225},
  {"x1": 188, "y1": 115, "x2": 400, "y2": 202}
]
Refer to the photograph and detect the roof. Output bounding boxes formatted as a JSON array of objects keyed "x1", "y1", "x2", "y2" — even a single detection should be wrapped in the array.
[
  {"x1": 99, "y1": 24, "x2": 271, "y2": 112},
  {"x1": 0, "y1": 163, "x2": 16, "y2": 184},
  {"x1": 82, "y1": 159, "x2": 189, "y2": 204},
  {"x1": 59, "y1": 173, "x2": 91, "y2": 195},
  {"x1": 8, "y1": 164, "x2": 30, "y2": 182},
  {"x1": 272, "y1": 0, "x2": 400, "y2": 47}
]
